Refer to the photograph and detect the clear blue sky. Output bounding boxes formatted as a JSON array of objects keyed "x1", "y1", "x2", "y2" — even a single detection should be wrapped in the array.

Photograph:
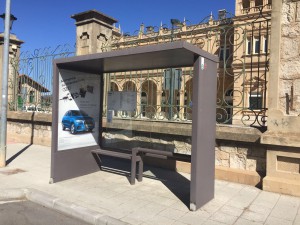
[{"x1": 0, "y1": 0, "x2": 235, "y2": 53}]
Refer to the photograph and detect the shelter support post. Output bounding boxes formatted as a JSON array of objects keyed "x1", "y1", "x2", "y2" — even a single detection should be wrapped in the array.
[{"x1": 190, "y1": 56, "x2": 217, "y2": 211}]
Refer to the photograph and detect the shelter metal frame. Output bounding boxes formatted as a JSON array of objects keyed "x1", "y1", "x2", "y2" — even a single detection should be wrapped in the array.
[{"x1": 51, "y1": 41, "x2": 218, "y2": 211}]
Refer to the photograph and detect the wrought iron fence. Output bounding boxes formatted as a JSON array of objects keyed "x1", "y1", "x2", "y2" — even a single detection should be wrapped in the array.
[
  {"x1": 9, "y1": 4, "x2": 271, "y2": 128},
  {"x1": 9, "y1": 44, "x2": 75, "y2": 112},
  {"x1": 102, "y1": 5, "x2": 271, "y2": 127}
]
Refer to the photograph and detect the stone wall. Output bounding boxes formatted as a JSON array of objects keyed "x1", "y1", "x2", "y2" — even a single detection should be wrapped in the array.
[
  {"x1": 7, "y1": 111, "x2": 265, "y2": 187},
  {"x1": 260, "y1": 0, "x2": 300, "y2": 197},
  {"x1": 215, "y1": 141, "x2": 266, "y2": 174},
  {"x1": 7, "y1": 111, "x2": 52, "y2": 146},
  {"x1": 280, "y1": 0, "x2": 300, "y2": 115}
]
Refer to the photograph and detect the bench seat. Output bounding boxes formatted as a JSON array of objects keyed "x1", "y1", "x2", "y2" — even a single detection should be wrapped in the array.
[{"x1": 91, "y1": 148, "x2": 143, "y2": 185}]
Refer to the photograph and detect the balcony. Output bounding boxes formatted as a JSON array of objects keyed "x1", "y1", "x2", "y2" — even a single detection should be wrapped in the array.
[{"x1": 240, "y1": 4, "x2": 272, "y2": 15}]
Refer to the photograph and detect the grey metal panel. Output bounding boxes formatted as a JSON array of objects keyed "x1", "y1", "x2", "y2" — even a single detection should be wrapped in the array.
[
  {"x1": 54, "y1": 41, "x2": 218, "y2": 74},
  {"x1": 51, "y1": 146, "x2": 101, "y2": 183},
  {"x1": 190, "y1": 57, "x2": 217, "y2": 211},
  {"x1": 50, "y1": 64, "x2": 59, "y2": 180},
  {"x1": 50, "y1": 66, "x2": 102, "y2": 182}
]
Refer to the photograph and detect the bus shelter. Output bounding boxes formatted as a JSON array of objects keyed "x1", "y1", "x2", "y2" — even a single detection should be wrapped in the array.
[{"x1": 51, "y1": 41, "x2": 218, "y2": 211}]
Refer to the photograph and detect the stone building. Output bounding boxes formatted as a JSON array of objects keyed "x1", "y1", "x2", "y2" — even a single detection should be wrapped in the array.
[
  {"x1": 72, "y1": 0, "x2": 272, "y2": 127},
  {"x1": 17, "y1": 74, "x2": 50, "y2": 111}
]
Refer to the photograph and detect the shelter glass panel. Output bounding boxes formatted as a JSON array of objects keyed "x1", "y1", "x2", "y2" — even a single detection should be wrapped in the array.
[{"x1": 102, "y1": 71, "x2": 193, "y2": 155}]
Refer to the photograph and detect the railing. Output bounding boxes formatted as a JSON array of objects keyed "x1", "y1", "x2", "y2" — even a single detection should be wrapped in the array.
[
  {"x1": 101, "y1": 8, "x2": 271, "y2": 127},
  {"x1": 9, "y1": 5, "x2": 271, "y2": 128},
  {"x1": 241, "y1": 4, "x2": 272, "y2": 15},
  {"x1": 9, "y1": 44, "x2": 75, "y2": 112}
]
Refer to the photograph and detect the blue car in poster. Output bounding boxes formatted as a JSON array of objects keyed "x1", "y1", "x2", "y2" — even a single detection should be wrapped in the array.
[{"x1": 62, "y1": 110, "x2": 95, "y2": 134}]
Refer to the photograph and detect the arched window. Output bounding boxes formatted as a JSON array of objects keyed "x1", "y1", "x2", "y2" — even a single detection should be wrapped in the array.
[
  {"x1": 184, "y1": 79, "x2": 193, "y2": 120},
  {"x1": 242, "y1": 0, "x2": 250, "y2": 9},
  {"x1": 141, "y1": 80, "x2": 157, "y2": 119},
  {"x1": 122, "y1": 81, "x2": 136, "y2": 91},
  {"x1": 249, "y1": 92, "x2": 263, "y2": 110},
  {"x1": 29, "y1": 91, "x2": 35, "y2": 103},
  {"x1": 255, "y1": 0, "x2": 263, "y2": 6},
  {"x1": 110, "y1": 82, "x2": 119, "y2": 91},
  {"x1": 141, "y1": 91, "x2": 147, "y2": 117}
]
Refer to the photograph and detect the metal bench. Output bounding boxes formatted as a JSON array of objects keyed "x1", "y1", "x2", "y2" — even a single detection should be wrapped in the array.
[
  {"x1": 91, "y1": 149, "x2": 143, "y2": 185},
  {"x1": 132, "y1": 147, "x2": 191, "y2": 182},
  {"x1": 91, "y1": 147, "x2": 190, "y2": 184}
]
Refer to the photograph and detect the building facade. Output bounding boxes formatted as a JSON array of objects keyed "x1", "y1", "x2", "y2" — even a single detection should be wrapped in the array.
[{"x1": 72, "y1": 0, "x2": 272, "y2": 127}]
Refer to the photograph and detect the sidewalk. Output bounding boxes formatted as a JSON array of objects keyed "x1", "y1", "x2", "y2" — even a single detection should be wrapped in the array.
[{"x1": 1, "y1": 143, "x2": 300, "y2": 225}]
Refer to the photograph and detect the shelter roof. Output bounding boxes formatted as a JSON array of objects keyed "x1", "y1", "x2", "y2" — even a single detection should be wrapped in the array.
[{"x1": 54, "y1": 41, "x2": 218, "y2": 74}]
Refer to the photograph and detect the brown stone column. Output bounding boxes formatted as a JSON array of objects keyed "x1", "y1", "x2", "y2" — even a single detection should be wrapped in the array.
[
  {"x1": 261, "y1": 0, "x2": 300, "y2": 197},
  {"x1": 71, "y1": 10, "x2": 118, "y2": 55},
  {"x1": 0, "y1": 33, "x2": 24, "y2": 110}
]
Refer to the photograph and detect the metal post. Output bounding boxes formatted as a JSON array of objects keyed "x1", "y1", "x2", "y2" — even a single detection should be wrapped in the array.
[
  {"x1": 169, "y1": 69, "x2": 174, "y2": 120},
  {"x1": 171, "y1": 23, "x2": 174, "y2": 42},
  {"x1": 168, "y1": 20, "x2": 180, "y2": 120},
  {"x1": 0, "y1": 0, "x2": 12, "y2": 167}
]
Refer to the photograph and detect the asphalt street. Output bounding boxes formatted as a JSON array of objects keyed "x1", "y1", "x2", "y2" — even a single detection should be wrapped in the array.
[{"x1": 0, "y1": 200, "x2": 91, "y2": 225}]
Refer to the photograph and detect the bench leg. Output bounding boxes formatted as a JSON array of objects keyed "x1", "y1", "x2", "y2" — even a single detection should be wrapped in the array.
[
  {"x1": 92, "y1": 153, "x2": 103, "y2": 170},
  {"x1": 130, "y1": 157, "x2": 136, "y2": 185},
  {"x1": 137, "y1": 159, "x2": 143, "y2": 182}
]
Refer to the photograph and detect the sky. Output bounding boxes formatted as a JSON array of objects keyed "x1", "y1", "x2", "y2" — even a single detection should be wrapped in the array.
[{"x1": 0, "y1": 0, "x2": 235, "y2": 53}]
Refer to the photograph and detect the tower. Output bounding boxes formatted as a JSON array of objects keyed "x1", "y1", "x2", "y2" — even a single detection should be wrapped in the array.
[
  {"x1": 0, "y1": 33, "x2": 24, "y2": 108},
  {"x1": 71, "y1": 10, "x2": 119, "y2": 55}
]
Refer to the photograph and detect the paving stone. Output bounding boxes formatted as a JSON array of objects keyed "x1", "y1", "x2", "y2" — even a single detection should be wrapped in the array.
[
  {"x1": 250, "y1": 191, "x2": 280, "y2": 209},
  {"x1": 120, "y1": 216, "x2": 144, "y2": 225},
  {"x1": 202, "y1": 219, "x2": 228, "y2": 225},
  {"x1": 122, "y1": 202, "x2": 166, "y2": 222},
  {"x1": 178, "y1": 213, "x2": 208, "y2": 225},
  {"x1": 139, "y1": 193, "x2": 178, "y2": 206},
  {"x1": 219, "y1": 205, "x2": 244, "y2": 217},
  {"x1": 269, "y1": 195, "x2": 299, "y2": 221},
  {"x1": 294, "y1": 214, "x2": 300, "y2": 225},
  {"x1": 158, "y1": 208, "x2": 187, "y2": 220},
  {"x1": 165, "y1": 221, "x2": 188, "y2": 225},
  {"x1": 227, "y1": 187, "x2": 260, "y2": 208},
  {"x1": 200, "y1": 199, "x2": 224, "y2": 215},
  {"x1": 264, "y1": 216, "x2": 293, "y2": 225},
  {"x1": 209, "y1": 211, "x2": 238, "y2": 224},
  {"x1": 241, "y1": 210, "x2": 269, "y2": 223},
  {"x1": 234, "y1": 218, "x2": 264, "y2": 225},
  {"x1": 145, "y1": 215, "x2": 176, "y2": 225},
  {"x1": 193, "y1": 209, "x2": 211, "y2": 218},
  {"x1": 214, "y1": 191, "x2": 236, "y2": 204},
  {"x1": 246, "y1": 203, "x2": 272, "y2": 215}
]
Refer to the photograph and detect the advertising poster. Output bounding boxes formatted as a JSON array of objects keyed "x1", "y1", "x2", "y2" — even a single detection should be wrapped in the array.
[{"x1": 58, "y1": 69, "x2": 100, "y2": 151}]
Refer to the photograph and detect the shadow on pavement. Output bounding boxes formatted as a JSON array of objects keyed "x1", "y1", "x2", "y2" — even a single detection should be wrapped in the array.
[
  {"x1": 6, "y1": 144, "x2": 32, "y2": 166},
  {"x1": 147, "y1": 165, "x2": 190, "y2": 208},
  {"x1": 98, "y1": 156, "x2": 190, "y2": 208}
]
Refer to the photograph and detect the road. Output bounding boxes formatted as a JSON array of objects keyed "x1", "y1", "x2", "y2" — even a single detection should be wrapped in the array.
[{"x1": 0, "y1": 200, "x2": 91, "y2": 225}]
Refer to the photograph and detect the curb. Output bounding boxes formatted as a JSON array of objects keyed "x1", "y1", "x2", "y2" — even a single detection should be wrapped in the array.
[
  {"x1": 0, "y1": 188, "x2": 129, "y2": 225},
  {"x1": 0, "y1": 188, "x2": 26, "y2": 201}
]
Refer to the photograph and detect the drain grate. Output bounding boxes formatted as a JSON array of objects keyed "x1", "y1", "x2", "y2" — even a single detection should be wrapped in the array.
[{"x1": 0, "y1": 169, "x2": 26, "y2": 175}]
